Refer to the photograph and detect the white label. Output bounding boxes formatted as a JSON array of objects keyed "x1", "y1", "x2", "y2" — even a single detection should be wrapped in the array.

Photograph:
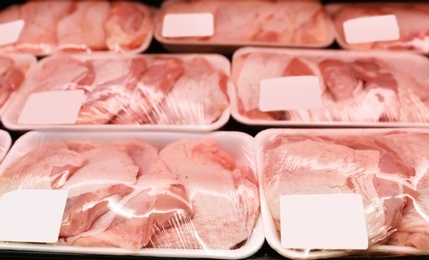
[
  {"x1": 18, "y1": 90, "x2": 84, "y2": 125},
  {"x1": 280, "y1": 194, "x2": 368, "y2": 250},
  {"x1": 259, "y1": 76, "x2": 322, "y2": 111},
  {"x1": 0, "y1": 20, "x2": 24, "y2": 46},
  {"x1": 0, "y1": 190, "x2": 68, "y2": 243},
  {"x1": 162, "y1": 13, "x2": 214, "y2": 38},
  {"x1": 343, "y1": 15, "x2": 400, "y2": 44}
]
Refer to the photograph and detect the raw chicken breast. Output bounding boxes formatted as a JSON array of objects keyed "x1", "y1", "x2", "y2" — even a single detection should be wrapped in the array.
[
  {"x1": 147, "y1": 57, "x2": 229, "y2": 126},
  {"x1": 0, "y1": 56, "x2": 25, "y2": 107},
  {"x1": 56, "y1": 2, "x2": 110, "y2": 51},
  {"x1": 151, "y1": 138, "x2": 259, "y2": 249},
  {"x1": 104, "y1": 2, "x2": 153, "y2": 51}
]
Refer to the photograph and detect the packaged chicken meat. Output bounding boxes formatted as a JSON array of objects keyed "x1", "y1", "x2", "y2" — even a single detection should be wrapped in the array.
[
  {"x1": 256, "y1": 128, "x2": 429, "y2": 259},
  {"x1": 0, "y1": 130, "x2": 263, "y2": 258},
  {"x1": 1, "y1": 53, "x2": 231, "y2": 131},
  {"x1": 326, "y1": 3, "x2": 429, "y2": 53},
  {"x1": 0, "y1": 130, "x2": 11, "y2": 162},
  {"x1": 0, "y1": 53, "x2": 36, "y2": 119},
  {"x1": 231, "y1": 47, "x2": 429, "y2": 127},
  {"x1": 154, "y1": 0, "x2": 334, "y2": 54},
  {"x1": 0, "y1": 1, "x2": 153, "y2": 55}
]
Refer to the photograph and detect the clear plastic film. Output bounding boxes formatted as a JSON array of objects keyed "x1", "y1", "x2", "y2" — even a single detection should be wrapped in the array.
[
  {"x1": 255, "y1": 128, "x2": 429, "y2": 259},
  {"x1": 0, "y1": 1, "x2": 153, "y2": 55},
  {"x1": 0, "y1": 53, "x2": 36, "y2": 116},
  {"x1": 327, "y1": 3, "x2": 429, "y2": 53},
  {"x1": 0, "y1": 131, "x2": 263, "y2": 258},
  {"x1": 231, "y1": 47, "x2": 429, "y2": 127},
  {"x1": 2, "y1": 53, "x2": 231, "y2": 131},
  {"x1": 155, "y1": 0, "x2": 333, "y2": 49},
  {"x1": 0, "y1": 130, "x2": 11, "y2": 162}
]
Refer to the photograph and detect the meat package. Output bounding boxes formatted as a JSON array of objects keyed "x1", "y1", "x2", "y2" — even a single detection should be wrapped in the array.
[
  {"x1": 0, "y1": 131, "x2": 263, "y2": 258},
  {"x1": 2, "y1": 53, "x2": 231, "y2": 131},
  {"x1": 231, "y1": 47, "x2": 429, "y2": 127},
  {"x1": 0, "y1": 54, "x2": 36, "y2": 117},
  {"x1": 0, "y1": 1, "x2": 153, "y2": 55},
  {"x1": 0, "y1": 130, "x2": 11, "y2": 162},
  {"x1": 256, "y1": 128, "x2": 429, "y2": 259},
  {"x1": 155, "y1": 0, "x2": 333, "y2": 53},
  {"x1": 327, "y1": 3, "x2": 429, "y2": 53}
]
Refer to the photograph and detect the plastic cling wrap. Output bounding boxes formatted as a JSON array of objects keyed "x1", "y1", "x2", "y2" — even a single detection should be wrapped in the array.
[
  {"x1": 0, "y1": 1, "x2": 153, "y2": 55},
  {"x1": 0, "y1": 53, "x2": 36, "y2": 118},
  {"x1": 2, "y1": 53, "x2": 231, "y2": 131},
  {"x1": 0, "y1": 131, "x2": 263, "y2": 258},
  {"x1": 231, "y1": 47, "x2": 429, "y2": 127},
  {"x1": 256, "y1": 128, "x2": 429, "y2": 259},
  {"x1": 155, "y1": 0, "x2": 334, "y2": 53},
  {"x1": 327, "y1": 3, "x2": 429, "y2": 53},
  {"x1": 0, "y1": 130, "x2": 11, "y2": 162}
]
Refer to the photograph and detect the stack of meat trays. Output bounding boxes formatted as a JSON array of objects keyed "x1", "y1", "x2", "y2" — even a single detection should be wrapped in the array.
[
  {"x1": 230, "y1": 47, "x2": 429, "y2": 127},
  {"x1": 0, "y1": 1, "x2": 154, "y2": 55},
  {"x1": 154, "y1": 0, "x2": 334, "y2": 53},
  {"x1": 256, "y1": 128, "x2": 429, "y2": 259},
  {"x1": 2, "y1": 53, "x2": 231, "y2": 131},
  {"x1": 0, "y1": 131, "x2": 264, "y2": 258}
]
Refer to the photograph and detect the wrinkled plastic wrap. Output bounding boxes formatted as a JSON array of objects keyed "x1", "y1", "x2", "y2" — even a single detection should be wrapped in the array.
[
  {"x1": 327, "y1": 3, "x2": 429, "y2": 53},
  {"x1": 231, "y1": 47, "x2": 429, "y2": 127},
  {"x1": 155, "y1": 0, "x2": 333, "y2": 53},
  {"x1": 0, "y1": 1, "x2": 153, "y2": 55},
  {"x1": 0, "y1": 131, "x2": 263, "y2": 258},
  {"x1": 2, "y1": 53, "x2": 231, "y2": 131},
  {"x1": 0, "y1": 130, "x2": 11, "y2": 162},
  {"x1": 256, "y1": 128, "x2": 429, "y2": 259},
  {"x1": 0, "y1": 53, "x2": 36, "y2": 117}
]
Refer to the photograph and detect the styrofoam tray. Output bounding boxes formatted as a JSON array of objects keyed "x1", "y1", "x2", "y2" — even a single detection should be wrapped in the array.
[
  {"x1": 0, "y1": 130, "x2": 11, "y2": 163},
  {"x1": 154, "y1": 0, "x2": 335, "y2": 54},
  {"x1": 0, "y1": 130, "x2": 264, "y2": 259},
  {"x1": 230, "y1": 46, "x2": 429, "y2": 128},
  {"x1": 0, "y1": 53, "x2": 37, "y2": 120},
  {"x1": 255, "y1": 127, "x2": 429, "y2": 259},
  {"x1": 1, "y1": 53, "x2": 231, "y2": 132},
  {"x1": 326, "y1": 3, "x2": 429, "y2": 53},
  {"x1": 0, "y1": 3, "x2": 154, "y2": 56}
]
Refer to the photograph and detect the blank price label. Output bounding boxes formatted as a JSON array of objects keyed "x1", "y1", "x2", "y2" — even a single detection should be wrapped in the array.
[
  {"x1": 259, "y1": 76, "x2": 322, "y2": 112},
  {"x1": 280, "y1": 194, "x2": 368, "y2": 250},
  {"x1": 18, "y1": 90, "x2": 84, "y2": 125},
  {"x1": 162, "y1": 13, "x2": 214, "y2": 38},
  {"x1": 0, "y1": 20, "x2": 24, "y2": 46},
  {"x1": 0, "y1": 190, "x2": 68, "y2": 243},
  {"x1": 343, "y1": 15, "x2": 400, "y2": 44}
]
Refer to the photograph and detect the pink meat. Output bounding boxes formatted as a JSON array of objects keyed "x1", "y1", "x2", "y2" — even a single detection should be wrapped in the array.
[
  {"x1": 62, "y1": 139, "x2": 194, "y2": 250},
  {"x1": 32, "y1": 56, "x2": 95, "y2": 91},
  {"x1": 104, "y1": 2, "x2": 153, "y2": 51},
  {"x1": 75, "y1": 57, "x2": 146, "y2": 124},
  {"x1": 10, "y1": 2, "x2": 74, "y2": 54},
  {"x1": 150, "y1": 138, "x2": 259, "y2": 249},
  {"x1": 0, "y1": 5, "x2": 20, "y2": 24},
  {"x1": 261, "y1": 134, "x2": 405, "y2": 245},
  {"x1": 148, "y1": 57, "x2": 229, "y2": 125},
  {"x1": 56, "y1": 2, "x2": 110, "y2": 51},
  {"x1": 110, "y1": 57, "x2": 183, "y2": 125},
  {"x1": 0, "y1": 142, "x2": 86, "y2": 197},
  {"x1": 60, "y1": 142, "x2": 139, "y2": 198},
  {"x1": 232, "y1": 52, "x2": 291, "y2": 119},
  {"x1": 0, "y1": 57, "x2": 25, "y2": 107}
]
